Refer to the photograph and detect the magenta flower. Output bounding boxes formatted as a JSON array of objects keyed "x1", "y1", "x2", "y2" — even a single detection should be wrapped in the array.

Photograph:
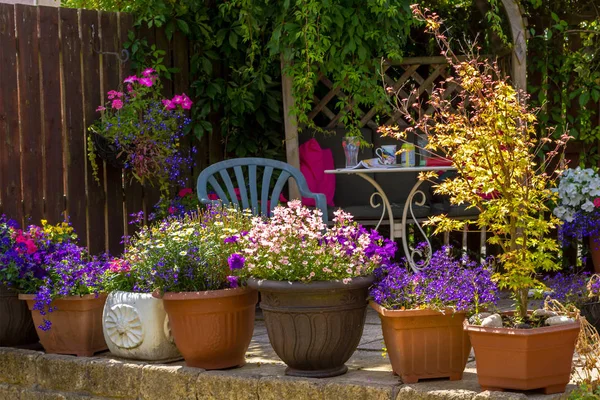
[
  {"x1": 181, "y1": 98, "x2": 193, "y2": 110},
  {"x1": 127, "y1": 84, "x2": 134, "y2": 93},
  {"x1": 227, "y1": 276, "x2": 239, "y2": 288},
  {"x1": 96, "y1": 106, "x2": 106, "y2": 112},
  {"x1": 111, "y1": 99, "x2": 123, "y2": 110},
  {"x1": 171, "y1": 95, "x2": 183, "y2": 105},
  {"x1": 142, "y1": 68, "x2": 155, "y2": 77},
  {"x1": 123, "y1": 75, "x2": 138, "y2": 84},
  {"x1": 178, "y1": 188, "x2": 193, "y2": 197},
  {"x1": 139, "y1": 78, "x2": 153, "y2": 87},
  {"x1": 224, "y1": 235, "x2": 239, "y2": 244},
  {"x1": 162, "y1": 99, "x2": 175, "y2": 110},
  {"x1": 594, "y1": 198, "x2": 600, "y2": 208},
  {"x1": 228, "y1": 253, "x2": 245, "y2": 270},
  {"x1": 107, "y1": 90, "x2": 123, "y2": 99}
]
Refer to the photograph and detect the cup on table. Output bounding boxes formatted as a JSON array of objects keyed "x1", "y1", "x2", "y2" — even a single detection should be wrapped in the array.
[{"x1": 375, "y1": 145, "x2": 397, "y2": 165}]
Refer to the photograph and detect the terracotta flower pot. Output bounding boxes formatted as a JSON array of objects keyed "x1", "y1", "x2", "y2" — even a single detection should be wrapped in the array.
[
  {"x1": 0, "y1": 285, "x2": 38, "y2": 347},
  {"x1": 370, "y1": 302, "x2": 470, "y2": 383},
  {"x1": 102, "y1": 291, "x2": 180, "y2": 361},
  {"x1": 248, "y1": 276, "x2": 373, "y2": 378},
  {"x1": 19, "y1": 293, "x2": 108, "y2": 357},
  {"x1": 465, "y1": 319, "x2": 580, "y2": 394},
  {"x1": 157, "y1": 287, "x2": 257, "y2": 369}
]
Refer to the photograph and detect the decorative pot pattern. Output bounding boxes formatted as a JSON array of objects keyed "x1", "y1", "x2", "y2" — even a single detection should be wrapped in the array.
[
  {"x1": 370, "y1": 302, "x2": 470, "y2": 383},
  {"x1": 102, "y1": 291, "x2": 180, "y2": 361},
  {"x1": 465, "y1": 319, "x2": 580, "y2": 394},
  {"x1": 0, "y1": 285, "x2": 38, "y2": 347},
  {"x1": 248, "y1": 276, "x2": 373, "y2": 378},
  {"x1": 158, "y1": 287, "x2": 258, "y2": 369},
  {"x1": 19, "y1": 293, "x2": 108, "y2": 357}
]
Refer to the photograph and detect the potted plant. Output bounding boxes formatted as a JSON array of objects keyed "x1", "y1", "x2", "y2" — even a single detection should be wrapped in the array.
[
  {"x1": 242, "y1": 200, "x2": 396, "y2": 378},
  {"x1": 0, "y1": 215, "x2": 38, "y2": 347},
  {"x1": 101, "y1": 258, "x2": 181, "y2": 362},
  {"x1": 544, "y1": 271, "x2": 600, "y2": 333},
  {"x1": 384, "y1": 6, "x2": 579, "y2": 394},
  {"x1": 369, "y1": 246, "x2": 497, "y2": 383},
  {"x1": 141, "y1": 207, "x2": 256, "y2": 369},
  {"x1": 553, "y1": 167, "x2": 600, "y2": 272},
  {"x1": 0, "y1": 220, "x2": 111, "y2": 356},
  {"x1": 88, "y1": 68, "x2": 194, "y2": 195}
]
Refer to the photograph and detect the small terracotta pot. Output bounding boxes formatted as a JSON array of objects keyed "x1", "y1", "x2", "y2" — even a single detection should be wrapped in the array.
[
  {"x1": 157, "y1": 287, "x2": 257, "y2": 369},
  {"x1": 465, "y1": 318, "x2": 580, "y2": 394},
  {"x1": 248, "y1": 276, "x2": 373, "y2": 378},
  {"x1": 370, "y1": 302, "x2": 470, "y2": 383},
  {"x1": 0, "y1": 285, "x2": 38, "y2": 347},
  {"x1": 19, "y1": 293, "x2": 108, "y2": 357}
]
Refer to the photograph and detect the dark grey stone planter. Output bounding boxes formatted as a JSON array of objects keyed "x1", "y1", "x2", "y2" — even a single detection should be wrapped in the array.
[
  {"x1": 0, "y1": 284, "x2": 38, "y2": 347},
  {"x1": 248, "y1": 276, "x2": 373, "y2": 378}
]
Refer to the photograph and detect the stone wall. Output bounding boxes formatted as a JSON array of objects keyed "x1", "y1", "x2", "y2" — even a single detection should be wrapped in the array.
[{"x1": 0, "y1": 348, "x2": 573, "y2": 400}]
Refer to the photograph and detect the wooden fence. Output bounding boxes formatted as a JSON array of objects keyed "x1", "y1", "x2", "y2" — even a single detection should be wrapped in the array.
[{"x1": 0, "y1": 4, "x2": 208, "y2": 256}]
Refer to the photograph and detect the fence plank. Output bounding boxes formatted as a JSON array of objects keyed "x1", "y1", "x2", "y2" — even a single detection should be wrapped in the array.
[
  {"x1": 100, "y1": 10, "x2": 124, "y2": 255},
  {"x1": 39, "y1": 6, "x2": 64, "y2": 224},
  {"x1": 80, "y1": 9, "x2": 107, "y2": 254},
  {"x1": 15, "y1": 4, "x2": 44, "y2": 224},
  {"x1": 0, "y1": 4, "x2": 23, "y2": 225},
  {"x1": 60, "y1": 7, "x2": 88, "y2": 246}
]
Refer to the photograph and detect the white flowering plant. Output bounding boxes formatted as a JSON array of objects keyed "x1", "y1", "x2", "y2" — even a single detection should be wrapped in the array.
[
  {"x1": 553, "y1": 167, "x2": 600, "y2": 243},
  {"x1": 237, "y1": 200, "x2": 396, "y2": 282},
  {"x1": 114, "y1": 206, "x2": 253, "y2": 293}
]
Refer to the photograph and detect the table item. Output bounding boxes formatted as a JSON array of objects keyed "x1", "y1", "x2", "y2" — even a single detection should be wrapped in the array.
[
  {"x1": 375, "y1": 145, "x2": 397, "y2": 165},
  {"x1": 342, "y1": 137, "x2": 360, "y2": 168}
]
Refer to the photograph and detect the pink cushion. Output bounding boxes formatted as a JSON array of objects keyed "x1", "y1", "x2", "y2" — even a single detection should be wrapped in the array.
[{"x1": 299, "y1": 139, "x2": 335, "y2": 207}]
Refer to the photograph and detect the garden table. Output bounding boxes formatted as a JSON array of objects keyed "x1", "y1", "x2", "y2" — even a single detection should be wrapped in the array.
[{"x1": 325, "y1": 165, "x2": 456, "y2": 271}]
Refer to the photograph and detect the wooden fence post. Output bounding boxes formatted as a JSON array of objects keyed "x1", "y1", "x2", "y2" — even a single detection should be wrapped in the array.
[{"x1": 281, "y1": 55, "x2": 300, "y2": 200}]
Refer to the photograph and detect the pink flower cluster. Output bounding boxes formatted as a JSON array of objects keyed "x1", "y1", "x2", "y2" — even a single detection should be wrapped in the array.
[
  {"x1": 108, "y1": 259, "x2": 131, "y2": 274},
  {"x1": 162, "y1": 93, "x2": 193, "y2": 111},
  {"x1": 240, "y1": 200, "x2": 384, "y2": 282},
  {"x1": 13, "y1": 230, "x2": 38, "y2": 255}
]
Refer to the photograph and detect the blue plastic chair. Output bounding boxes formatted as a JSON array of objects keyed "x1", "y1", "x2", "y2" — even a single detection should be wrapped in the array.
[{"x1": 197, "y1": 158, "x2": 328, "y2": 223}]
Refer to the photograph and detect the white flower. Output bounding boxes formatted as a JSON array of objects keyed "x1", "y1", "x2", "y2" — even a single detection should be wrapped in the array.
[
  {"x1": 156, "y1": 244, "x2": 165, "y2": 248},
  {"x1": 582, "y1": 200, "x2": 595, "y2": 213},
  {"x1": 179, "y1": 251, "x2": 187, "y2": 256}
]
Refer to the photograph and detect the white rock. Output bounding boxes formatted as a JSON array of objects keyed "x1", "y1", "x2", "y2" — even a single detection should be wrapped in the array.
[
  {"x1": 469, "y1": 312, "x2": 492, "y2": 324},
  {"x1": 532, "y1": 309, "x2": 557, "y2": 318},
  {"x1": 481, "y1": 314, "x2": 503, "y2": 328},
  {"x1": 545, "y1": 316, "x2": 575, "y2": 326}
]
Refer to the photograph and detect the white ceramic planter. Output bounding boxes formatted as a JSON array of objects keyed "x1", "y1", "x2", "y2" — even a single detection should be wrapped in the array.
[{"x1": 102, "y1": 291, "x2": 180, "y2": 361}]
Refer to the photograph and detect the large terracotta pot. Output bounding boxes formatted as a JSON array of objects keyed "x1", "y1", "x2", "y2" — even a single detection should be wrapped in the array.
[
  {"x1": 0, "y1": 285, "x2": 38, "y2": 347},
  {"x1": 157, "y1": 287, "x2": 257, "y2": 369},
  {"x1": 370, "y1": 302, "x2": 470, "y2": 383},
  {"x1": 102, "y1": 291, "x2": 180, "y2": 361},
  {"x1": 465, "y1": 319, "x2": 580, "y2": 394},
  {"x1": 19, "y1": 293, "x2": 108, "y2": 356},
  {"x1": 248, "y1": 276, "x2": 373, "y2": 378}
]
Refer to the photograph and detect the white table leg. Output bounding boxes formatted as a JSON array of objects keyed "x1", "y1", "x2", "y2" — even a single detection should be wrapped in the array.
[
  {"x1": 354, "y1": 172, "x2": 396, "y2": 240},
  {"x1": 401, "y1": 178, "x2": 433, "y2": 272}
]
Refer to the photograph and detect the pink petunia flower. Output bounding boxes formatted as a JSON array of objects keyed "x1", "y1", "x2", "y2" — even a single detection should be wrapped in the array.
[
  {"x1": 111, "y1": 99, "x2": 123, "y2": 110},
  {"x1": 96, "y1": 106, "x2": 106, "y2": 112},
  {"x1": 138, "y1": 78, "x2": 153, "y2": 87},
  {"x1": 123, "y1": 75, "x2": 138, "y2": 84},
  {"x1": 181, "y1": 96, "x2": 193, "y2": 110},
  {"x1": 162, "y1": 99, "x2": 175, "y2": 110},
  {"x1": 107, "y1": 90, "x2": 123, "y2": 99},
  {"x1": 168, "y1": 206, "x2": 176, "y2": 214},
  {"x1": 171, "y1": 95, "x2": 183, "y2": 105},
  {"x1": 127, "y1": 84, "x2": 134, "y2": 93},
  {"x1": 594, "y1": 198, "x2": 600, "y2": 208},
  {"x1": 142, "y1": 68, "x2": 155, "y2": 77},
  {"x1": 178, "y1": 188, "x2": 193, "y2": 197}
]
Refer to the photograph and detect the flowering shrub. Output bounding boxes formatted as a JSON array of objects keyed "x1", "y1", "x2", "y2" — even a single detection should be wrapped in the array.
[
  {"x1": 239, "y1": 201, "x2": 396, "y2": 282},
  {"x1": 370, "y1": 246, "x2": 498, "y2": 313},
  {"x1": 88, "y1": 68, "x2": 194, "y2": 194},
  {"x1": 119, "y1": 206, "x2": 253, "y2": 293},
  {"x1": 553, "y1": 168, "x2": 600, "y2": 244},
  {"x1": 0, "y1": 217, "x2": 111, "y2": 330}
]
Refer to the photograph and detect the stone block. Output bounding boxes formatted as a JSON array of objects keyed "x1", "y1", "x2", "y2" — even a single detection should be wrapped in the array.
[
  {"x1": 197, "y1": 372, "x2": 259, "y2": 400},
  {"x1": 258, "y1": 376, "x2": 324, "y2": 400},
  {"x1": 86, "y1": 358, "x2": 143, "y2": 398},
  {"x1": 140, "y1": 365, "x2": 202, "y2": 400},
  {"x1": 0, "y1": 383, "x2": 21, "y2": 400},
  {"x1": 35, "y1": 354, "x2": 90, "y2": 393},
  {"x1": 322, "y1": 370, "x2": 399, "y2": 400},
  {"x1": 395, "y1": 385, "x2": 478, "y2": 399},
  {"x1": 0, "y1": 348, "x2": 41, "y2": 386}
]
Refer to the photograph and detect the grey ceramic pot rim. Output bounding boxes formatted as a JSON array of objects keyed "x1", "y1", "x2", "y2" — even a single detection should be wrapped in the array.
[{"x1": 247, "y1": 276, "x2": 374, "y2": 292}]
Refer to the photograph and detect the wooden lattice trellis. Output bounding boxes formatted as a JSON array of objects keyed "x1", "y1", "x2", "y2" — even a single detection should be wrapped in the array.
[{"x1": 306, "y1": 54, "x2": 512, "y2": 131}]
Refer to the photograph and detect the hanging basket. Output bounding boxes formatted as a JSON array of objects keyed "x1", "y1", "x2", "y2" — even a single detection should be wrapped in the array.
[{"x1": 91, "y1": 132, "x2": 128, "y2": 169}]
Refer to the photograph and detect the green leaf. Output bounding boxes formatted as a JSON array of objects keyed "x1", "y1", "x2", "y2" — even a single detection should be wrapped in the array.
[
  {"x1": 579, "y1": 92, "x2": 590, "y2": 107},
  {"x1": 176, "y1": 19, "x2": 190, "y2": 34},
  {"x1": 229, "y1": 32, "x2": 238, "y2": 49}
]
